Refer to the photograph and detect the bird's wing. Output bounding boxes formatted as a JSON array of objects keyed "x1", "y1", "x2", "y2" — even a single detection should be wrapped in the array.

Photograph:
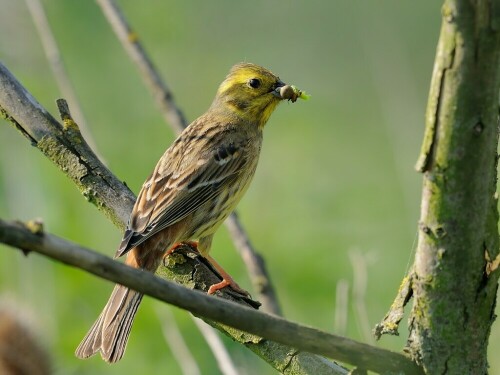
[{"x1": 116, "y1": 123, "x2": 249, "y2": 257}]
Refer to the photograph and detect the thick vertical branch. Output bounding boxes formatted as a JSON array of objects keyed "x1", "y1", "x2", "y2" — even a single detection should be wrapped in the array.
[{"x1": 408, "y1": 1, "x2": 500, "y2": 373}]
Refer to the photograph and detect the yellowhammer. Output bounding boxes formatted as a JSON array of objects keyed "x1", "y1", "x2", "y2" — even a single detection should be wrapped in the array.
[{"x1": 75, "y1": 62, "x2": 305, "y2": 363}]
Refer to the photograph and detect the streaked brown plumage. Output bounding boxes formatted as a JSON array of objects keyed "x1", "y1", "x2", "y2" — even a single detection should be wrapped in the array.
[{"x1": 75, "y1": 62, "x2": 298, "y2": 363}]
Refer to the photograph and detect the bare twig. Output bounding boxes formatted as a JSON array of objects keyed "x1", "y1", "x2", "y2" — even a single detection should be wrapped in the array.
[
  {"x1": 24, "y1": 0, "x2": 99, "y2": 154},
  {"x1": 94, "y1": 0, "x2": 281, "y2": 313},
  {"x1": 191, "y1": 317, "x2": 240, "y2": 375},
  {"x1": 156, "y1": 308, "x2": 201, "y2": 375},
  {"x1": 225, "y1": 213, "x2": 281, "y2": 315},
  {"x1": 334, "y1": 279, "x2": 349, "y2": 336},
  {"x1": 349, "y1": 249, "x2": 375, "y2": 345},
  {"x1": 94, "y1": 0, "x2": 186, "y2": 134},
  {"x1": 373, "y1": 269, "x2": 414, "y2": 340},
  {"x1": 0, "y1": 218, "x2": 422, "y2": 375}
]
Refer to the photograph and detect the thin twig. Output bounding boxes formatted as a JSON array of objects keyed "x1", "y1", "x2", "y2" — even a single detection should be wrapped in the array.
[
  {"x1": 191, "y1": 317, "x2": 240, "y2": 375},
  {"x1": 0, "y1": 218, "x2": 422, "y2": 375},
  {"x1": 373, "y1": 268, "x2": 414, "y2": 340},
  {"x1": 333, "y1": 279, "x2": 349, "y2": 336},
  {"x1": 94, "y1": 0, "x2": 281, "y2": 313},
  {"x1": 349, "y1": 249, "x2": 375, "y2": 345},
  {"x1": 156, "y1": 308, "x2": 201, "y2": 375},
  {"x1": 24, "y1": 0, "x2": 100, "y2": 155},
  {"x1": 94, "y1": 0, "x2": 186, "y2": 134},
  {"x1": 225, "y1": 213, "x2": 281, "y2": 315}
]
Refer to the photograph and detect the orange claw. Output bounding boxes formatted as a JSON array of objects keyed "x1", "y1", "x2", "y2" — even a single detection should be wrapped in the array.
[
  {"x1": 207, "y1": 278, "x2": 249, "y2": 296},
  {"x1": 205, "y1": 254, "x2": 250, "y2": 296}
]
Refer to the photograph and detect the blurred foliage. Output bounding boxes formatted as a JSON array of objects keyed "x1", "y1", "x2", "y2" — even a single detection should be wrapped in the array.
[{"x1": 1, "y1": 1, "x2": 499, "y2": 374}]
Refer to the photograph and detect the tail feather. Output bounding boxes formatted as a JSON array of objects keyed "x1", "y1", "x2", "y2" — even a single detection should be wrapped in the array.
[{"x1": 75, "y1": 285, "x2": 143, "y2": 363}]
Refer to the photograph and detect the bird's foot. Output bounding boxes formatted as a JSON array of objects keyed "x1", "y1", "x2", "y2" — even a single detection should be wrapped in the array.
[
  {"x1": 208, "y1": 277, "x2": 250, "y2": 297},
  {"x1": 204, "y1": 254, "x2": 250, "y2": 297}
]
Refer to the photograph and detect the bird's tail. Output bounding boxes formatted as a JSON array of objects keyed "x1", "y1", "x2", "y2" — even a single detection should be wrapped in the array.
[{"x1": 75, "y1": 284, "x2": 143, "y2": 363}]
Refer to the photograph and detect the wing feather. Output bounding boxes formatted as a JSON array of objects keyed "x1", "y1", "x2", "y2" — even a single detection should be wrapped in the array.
[{"x1": 116, "y1": 121, "x2": 249, "y2": 257}]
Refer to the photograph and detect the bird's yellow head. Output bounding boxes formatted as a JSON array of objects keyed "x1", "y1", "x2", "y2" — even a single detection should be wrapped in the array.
[{"x1": 212, "y1": 63, "x2": 295, "y2": 129}]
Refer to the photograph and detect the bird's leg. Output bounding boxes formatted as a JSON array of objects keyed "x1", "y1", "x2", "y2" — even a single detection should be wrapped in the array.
[
  {"x1": 165, "y1": 242, "x2": 250, "y2": 296},
  {"x1": 204, "y1": 254, "x2": 250, "y2": 296},
  {"x1": 165, "y1": 241, "x2": 200, "y2": 257}
]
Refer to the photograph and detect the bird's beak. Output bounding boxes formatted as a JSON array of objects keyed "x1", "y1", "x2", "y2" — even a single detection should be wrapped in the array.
[
  {"x1": 272, "y1": 80, "x2": 286, "y2": 98},
  {"x1": 272, "y1": 80, "x2": 302, "y2": 102}
]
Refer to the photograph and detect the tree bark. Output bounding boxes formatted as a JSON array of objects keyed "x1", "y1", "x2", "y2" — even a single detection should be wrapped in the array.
[{"x1": 409, "y1": 0, "x2": 500, "y2": 373}]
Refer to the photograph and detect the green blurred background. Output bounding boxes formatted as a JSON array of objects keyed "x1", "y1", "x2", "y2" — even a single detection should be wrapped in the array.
[{"x1": 1, "y1": 1, "x2": 499, "y2": 374}]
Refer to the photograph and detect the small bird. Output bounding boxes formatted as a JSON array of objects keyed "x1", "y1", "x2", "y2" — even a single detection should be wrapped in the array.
[{"x1": 75, "y1": 62, "x2": 303, "y2": 363}]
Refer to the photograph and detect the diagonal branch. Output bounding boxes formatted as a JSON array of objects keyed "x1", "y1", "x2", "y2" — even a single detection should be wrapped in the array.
[
  {"x1": 94, "y1": 0, "x2": 281, "y2": 314},
  {"x1": 0, "y1": 62, "x2": 133, "y2": 229},
  {"x1": 0, "y1": 218, "x2": 424, "y2": 375}
]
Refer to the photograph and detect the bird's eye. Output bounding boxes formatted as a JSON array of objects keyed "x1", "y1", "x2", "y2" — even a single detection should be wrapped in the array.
[{"x1": 248, "y1": 78, "x2": 261, "y2": 89}]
